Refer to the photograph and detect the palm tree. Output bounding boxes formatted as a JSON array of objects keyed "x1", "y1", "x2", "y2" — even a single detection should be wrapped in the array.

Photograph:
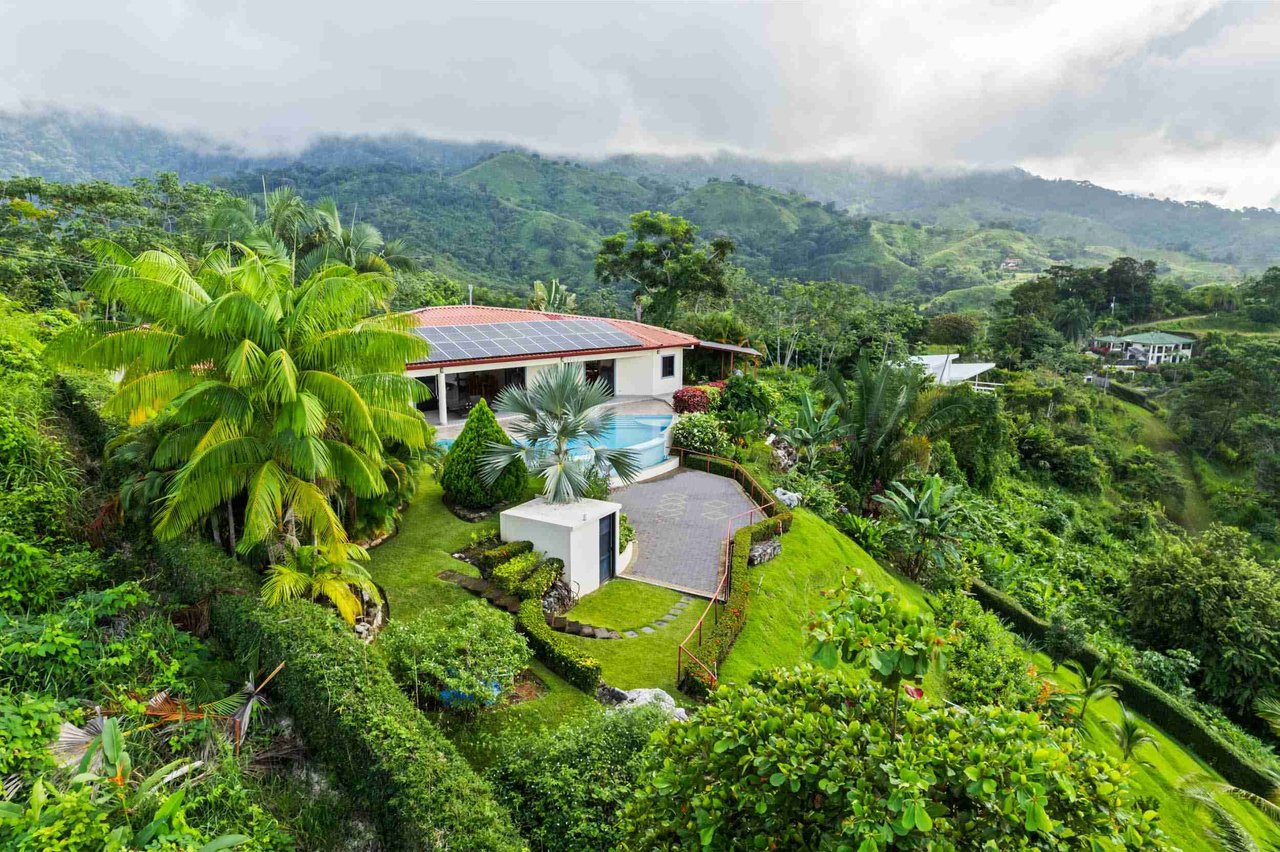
[
  {"x1": 777, "y1": 391, "x2": 843, "y2": 474},
  {"x1": 300, "y1": 199, "x2": 416, "y2": 278},
  {"x1": 1066, "y1": 659, "x2": 1120, "y2": 724},
  {"x1": 47, "y1": 239, "x2": 432, "y2": 560},
  {"x1": 528, "y1": 279, "x2": 577, "y2": 313},
  {"x1": 1106, "y1": 702, "x2": 1159, "y2": 765},
  {"x1": 819, "y1": 356, "x2": 978, "y2": 492},
  {"x1": 1054, "y1": 297, "x2": 1092, "y2": 343},
  {"x1": 480, "y1": 363, "x2": 642, "y2": 503},
  {"x1": 261, "y1": 545, "x2": 380, "y2": 624},
  {"x1": 873, "y1": 475, "x2": 965, "y2": 581}
]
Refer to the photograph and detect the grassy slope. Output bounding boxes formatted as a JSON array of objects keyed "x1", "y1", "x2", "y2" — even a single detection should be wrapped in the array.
[
  {"x1": 566, "y1": 578, "x2": 684, "y2": 629},
  {"x1": 717, "y1": 508, "x2": 1277, "y2": 849}
]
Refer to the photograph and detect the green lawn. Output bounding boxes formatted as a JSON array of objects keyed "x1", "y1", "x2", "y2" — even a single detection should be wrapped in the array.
[
  {"x1": 567, "y1": 578, "x2": 683, "y2": 629},
  {"x1": 562, "y1": 601, "x2": 702, "y2": 704}
]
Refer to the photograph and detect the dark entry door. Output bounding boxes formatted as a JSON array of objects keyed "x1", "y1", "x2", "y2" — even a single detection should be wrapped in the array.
[{"x1": 598, "y1": 513, "x2": 616, "y2": 585}]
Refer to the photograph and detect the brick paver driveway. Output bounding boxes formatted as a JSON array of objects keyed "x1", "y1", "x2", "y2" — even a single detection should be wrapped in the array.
[{"x1": 614, "y1": 469, "x2": 759, "y2": 597}]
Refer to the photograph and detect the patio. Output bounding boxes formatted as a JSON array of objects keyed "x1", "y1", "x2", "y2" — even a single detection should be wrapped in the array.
[{"x1": 613, "y1": 468, "x2": 758, "y2": 597}]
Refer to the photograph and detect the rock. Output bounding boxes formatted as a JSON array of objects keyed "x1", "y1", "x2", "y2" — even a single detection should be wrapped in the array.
[
  {"x1": 774, "y1": 487, "x2": 802, "y2": 508},
  {"x1": 605, "y1": 686, "x2": 689, "y2": 721},
  {"x1": 596, "y1": 684, "x2": 629, "y2": 705},
  {"x1": 771, "y1": 441, "x2": 798, "y2": 472},
  {"x1": 542, "y1": 578, "x2": 575, "y2": 616},
  {"x1": 748, "y1": 538, "x2": 782, "y2": 565}
]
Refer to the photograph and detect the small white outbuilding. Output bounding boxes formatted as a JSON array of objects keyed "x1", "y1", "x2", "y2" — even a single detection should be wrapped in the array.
[{"x1": 499, "y1": 497, "x2": 622, "y2": 597}]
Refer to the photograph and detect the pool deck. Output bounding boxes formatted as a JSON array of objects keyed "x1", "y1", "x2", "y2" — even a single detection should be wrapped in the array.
[{"x1": 431, "y1": 394, "x2": 674, "y2": 440}]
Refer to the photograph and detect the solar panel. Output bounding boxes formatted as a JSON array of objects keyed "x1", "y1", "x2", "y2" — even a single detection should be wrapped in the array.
[{"x1": 413, "y1": 319, "x2": 643, "y2": 363}]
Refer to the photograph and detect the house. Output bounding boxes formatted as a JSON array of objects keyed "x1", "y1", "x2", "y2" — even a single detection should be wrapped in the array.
[
  {"x1": 999, "y1": 256, "x2": 1023, "y2": 272},
  {"x1": 404, "y1": 305, "x2": 702, "y2": 427},
  {"x1": 910, "y1": 353, "x2": 998, "y2": 389},
  {"x1": 1089, "y1": 332, "x2": 1194, "y2": 366}
]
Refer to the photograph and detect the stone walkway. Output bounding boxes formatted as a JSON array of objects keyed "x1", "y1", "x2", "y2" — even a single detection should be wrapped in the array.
[{"x1": 614, "y1": 469, "x2": 759, "y2": 597}]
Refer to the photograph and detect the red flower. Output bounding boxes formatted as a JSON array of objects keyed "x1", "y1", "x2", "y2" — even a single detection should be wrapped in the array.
[{"x1": 903, "y1": 684, "x2": 924, "y2": 701}]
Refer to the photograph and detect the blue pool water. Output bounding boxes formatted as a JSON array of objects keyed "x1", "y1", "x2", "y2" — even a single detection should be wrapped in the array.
[{"x1": 439, "y1": 414, "x2": 673, "y2": 469}]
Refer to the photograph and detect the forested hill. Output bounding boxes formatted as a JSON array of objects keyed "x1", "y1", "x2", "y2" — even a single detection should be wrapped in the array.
[{"x1": 0, "y1": 111, "x2": 1260, "y2": 295}]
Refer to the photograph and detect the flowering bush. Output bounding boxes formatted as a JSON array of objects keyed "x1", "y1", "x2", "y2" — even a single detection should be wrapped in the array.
[
  {"x1": 672, "y1": 386, "x2": 711, "y2": 414},
  {"x1": 670, "y1": 413, "x2": 730, "y2": 456}
]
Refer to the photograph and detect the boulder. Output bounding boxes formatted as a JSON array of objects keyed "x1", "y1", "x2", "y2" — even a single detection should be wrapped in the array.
[
  {"x1": 748, "y1": 538, "x2": 782, "y2": 565},
  {"x1": 774, "y1": 487, "x2": 802, "y2": 508},
  {"x1": 601, "y1": 685, "x2": 688, "y2": 722},
  {"x1": 771, "y1": 441, "x2": 798, "y2": 472}
]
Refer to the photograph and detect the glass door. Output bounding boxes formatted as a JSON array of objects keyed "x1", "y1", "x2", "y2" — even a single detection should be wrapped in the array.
[{"x1": 598, "y1": 513, "x2": 616, "y2": 585}]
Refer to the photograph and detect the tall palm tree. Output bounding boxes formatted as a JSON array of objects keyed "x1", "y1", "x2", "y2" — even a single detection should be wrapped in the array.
[
  {"x1": 528, "y1": 279, "x2": 577, "y2": 313},
  {"x1": 47, "y1": 239, "x2": 431, "y2": 560},
  {"x1": 480, "y1": 363, "x2": 642, "y2": 504},
  {"x1": 1054, "y1": 297, "x2": 1092, "y2": 343},
  {"x1": 819, "y1": 356, "x2": 977, "y2": 492},
  {"x1": 1106, "y1": 702, "x2": 1159, "y2": 765},
  {"x1": 300, "y1": 199, "x2": 416, "y2": 279}
]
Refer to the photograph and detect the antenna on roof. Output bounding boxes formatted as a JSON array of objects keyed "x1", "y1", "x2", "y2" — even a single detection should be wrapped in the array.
[{"x1": 468, "y1": 284, "x2": 474, "y2": 305}]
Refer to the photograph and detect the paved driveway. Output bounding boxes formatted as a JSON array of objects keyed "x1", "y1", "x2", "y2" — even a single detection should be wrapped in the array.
[{"x1": 614, "y1": 469, "x2": 759, "y2": 597}]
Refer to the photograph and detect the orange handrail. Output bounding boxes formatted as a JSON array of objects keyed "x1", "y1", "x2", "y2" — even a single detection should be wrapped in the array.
[{"x1": 672, "y1": 447, "x2": 775, "y2": 688}]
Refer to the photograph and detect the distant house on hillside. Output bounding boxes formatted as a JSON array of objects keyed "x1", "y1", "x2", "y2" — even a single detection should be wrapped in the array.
[
  {"x1": 999, "y1": 256, "x2": 1023, "y2": 272},
  {"x1": 910, "y1": 353, "x2": 998, "y2": 390},
  {"x1": 1089, "y1": 331, "x2": 1194, "y2": 366}
]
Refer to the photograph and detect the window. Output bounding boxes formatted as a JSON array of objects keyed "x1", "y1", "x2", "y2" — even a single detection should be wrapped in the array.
[{"x1": 660, "y1": 354, "x2": 676, "y2": 379}]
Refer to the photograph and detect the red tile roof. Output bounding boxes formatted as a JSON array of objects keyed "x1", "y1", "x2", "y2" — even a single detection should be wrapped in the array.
[{"x1": 406, "y1": 304, "x2": 697, "y2": 369}]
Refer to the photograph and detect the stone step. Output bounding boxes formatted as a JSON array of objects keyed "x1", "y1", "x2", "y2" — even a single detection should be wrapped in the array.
[
  {"x1": 495, "y1": 595, "x2": 521, "y2": 613},
  {"x1": 564, "y1": 620, "x2": 582, "y2": 633},
  {"x1": 550, "y1": 615, "x2": 567, "y2": 630},
  {"x1": 458, "y1": 576, "x2": 488, "y2": 593},
  {"x1": 483, "y1": 587, "x2": 505, "y2": 602},
  {"x1": 591, "y1": 626, "x2": 614, "y2": 639}
]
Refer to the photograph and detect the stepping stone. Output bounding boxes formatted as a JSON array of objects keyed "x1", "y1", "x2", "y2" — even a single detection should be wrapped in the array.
[
  {"x1": 672, "y1": 601, "x2": 689, "y2": 610},
  {"x1": 578, "y1": 624, "x2": 597, "y2": 637},
  {"x1": 664, "y1": 611, "x2": 682, "y2": 620},
  {"x1": 592, "y1": 627, "x2": 613, "y2": 639},
  {"x1": 551, "y1": 616, "x2": 567, "y2": 630},
  {"x1": 640, "y1": 626, "x2": 655, "y2": 634},
  {"x1": 680, "y1": 595, "x2": 695, "y2": 602},
  {"x1": 459, "y1": 577, "x2": 487, "y2": 592},
  {"x1": 654, "y1": 619, "x2": 671, "y2": 628},
  {"x1": 623, "y1": 630, "x2": 638, "y2": 638},
  {"x1": 607, "y1": 630, "x2": 622, "y2": 639},
  {"x1": 495, "y1": 595, "x2": 520, "y2": 613},
  {"x1": 565, "y1": 620, "x2": 581, "y2": 633}
]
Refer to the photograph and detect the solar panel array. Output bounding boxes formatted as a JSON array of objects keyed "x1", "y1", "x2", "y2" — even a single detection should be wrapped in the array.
[{"x1": 414, "y1": 319, "x2": 643, "y2": 363}]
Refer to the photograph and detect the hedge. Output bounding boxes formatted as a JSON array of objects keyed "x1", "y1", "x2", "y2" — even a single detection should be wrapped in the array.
[
  {"x1": 481, "y1": 539, "x2": 533, "y2": 574},
  {"x1": 1107, "y1": 381, "x2": 1158, "y2": 412},
  {"x1": 517, "y1": 559, "x2": 562, "y2": 601},
  {"x1": 493, "y1": 550, "x2": 541, "y2": 596},
  {"x1": 971, "y1": 578, "x2": 1279, "y2": 798},
  {"x1": 151, "y1": 542, "x2": 524, "y2": 851},
  {"x1": 679, "y1": 512, "x2": 793, "y2": 698},
  {"x1": 516, "y1": 598, "x2": 601, "y2": 692}
]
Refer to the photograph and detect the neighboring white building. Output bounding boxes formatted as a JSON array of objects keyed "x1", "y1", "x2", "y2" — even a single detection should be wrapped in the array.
[
  {"x1": 910, "y1": 353, "x2": 997, "y2": 387},
  {"x1": 404, "y1": 305, "x2": 701, "y2": 427},
  {"x1": 500, "y1": 497, "x2": 622, "y2": 597},
  {"x1": 1089, "y1": 332, "x2": 1194, "y2": 366}
]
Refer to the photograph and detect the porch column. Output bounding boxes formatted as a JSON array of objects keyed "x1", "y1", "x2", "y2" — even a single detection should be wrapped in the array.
[{"x1": 436, "y1": 370, "x2": 447, "y2": 427}]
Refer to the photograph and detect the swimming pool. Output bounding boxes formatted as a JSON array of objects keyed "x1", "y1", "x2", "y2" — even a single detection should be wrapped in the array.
[{"x1": 439, "y1": 414, "x2": 674, "y2": 470}]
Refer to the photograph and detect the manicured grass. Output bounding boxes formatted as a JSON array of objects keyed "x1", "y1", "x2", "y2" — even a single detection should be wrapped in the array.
[
  {"x1": 366, "y1": 474, "x2": 491, "y2": 619},
  {"x1": 562, "y1": 602, "x2": 702, "y2": 704},
  {"x1": 567, "y1": 578, "x2": 683, "y2": 629}
]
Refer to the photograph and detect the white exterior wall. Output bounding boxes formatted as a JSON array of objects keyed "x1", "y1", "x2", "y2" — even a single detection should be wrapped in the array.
[
  {"x1": 652, "y1": 348, "x2": 684, "y2": 396},
  {"x1": 499, "y1": 498, "x2": 621, "y2": 597},
  {"x1": 613, "y1": 353, "x2": 655, "y2": 396}
]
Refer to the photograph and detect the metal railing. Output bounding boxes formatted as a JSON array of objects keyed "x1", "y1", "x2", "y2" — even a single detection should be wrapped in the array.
[{"x1": 672, "y1": 447, "x2": 776, "y2": 689}]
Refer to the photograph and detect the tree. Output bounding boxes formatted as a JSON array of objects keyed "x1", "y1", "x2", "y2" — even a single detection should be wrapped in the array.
[
  {"x1": 1053, "y1": 296, "x2": 1091, "y2": 343},
  {"x1": 874, "y1": 476, "x2": 966, "y2": 583},
  {"x1": 47, "y1": 240, "x2": 432, "y2": 560},
  {"x1": 820, "y1": 356, "x2": 979, "y2": 494},
  {"x1": 594, "y1": 211, "x2": 735, "y2": 326},
  {"x1": 1066, "y1": 659, "x2": 1120, "y2": 725},
  {"x1": 1107, "y1": 702, "x2": 1159, "y2": 765},
  {"x1": 481, "y1": 363, "x2": 642, "y2": 504},
  {"x1": 527, "y1": 279, "x2": 577, "y2": 313},
  {"x1": 927, "y1": 313, "x2": 981, "y2": 352},
  {"x1": 300, "y1": 198, "x2": 417, "y2": 278},
  {"x1": 622, "y1": 666, "x2": 1171, "y2": 850},
  {"x1": 440, "y1": 398, "x2": 527, "y2": 509}
]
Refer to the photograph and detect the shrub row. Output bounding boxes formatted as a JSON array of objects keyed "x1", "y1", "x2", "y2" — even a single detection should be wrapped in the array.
[
  {"x1": 971, "y1": 578, "x2": 1278, "y2": 798},
  {"x1": 151, "y1": 542, "x2": 524, "y2": 850},
  {"x1": 517, "y1": 559, "x2": 562, "y2": 600},
  {"x1": 492, "y1": 549, "x2": 541, "y2": 596},
  {"x1": 680, "y1": 512, "x2": 793, "y2": 698},
  {"x1": 516, "y1": 597, "x2": 601, "y2": 692},
  {"x1": 480, "y1": 539, "x2": 533, "y2": 574}
]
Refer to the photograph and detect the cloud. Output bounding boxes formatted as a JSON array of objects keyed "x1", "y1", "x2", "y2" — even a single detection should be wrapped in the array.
[{"x1": 2, "y1": 0, "x2": 1279, "y2": 206}]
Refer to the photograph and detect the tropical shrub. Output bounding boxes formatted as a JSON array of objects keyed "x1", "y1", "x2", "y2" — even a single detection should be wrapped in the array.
[
  {"x1": 774, "y1": 469, "x2": 840, "y2": 518},
  {"x1": 1134, "y1": 648, "x2": 1199, "y2": 700},
  {"x1": 874, "y1": 476, "x2": 966, "y2": 585},
  {"x1": 619, "y1": 513, "x2": 636, "y2": 549},
  {"x1": 441, "y1": 399, "x2": 526, "y2": 509},
  {"x1": 0, "y1": 693, "x2": 61, "y2": 779},
  {"x1": 480, "y1": 539, "x2": 533, "y2": 574},
  {"x1": 669, "y1": 412, "x2": 730, "y2": 456},
  {"x1": 261, "y1": 544, "x2": 381, "y2": 625},
  {"x1": 623, "y1": 666, "x2": 1171, "y2": 850},
  {"x1": 488, "y1": 706, "x2": 667, "y2": 852},
  {"x1": 932, "y1": 591, "x2": 1039, "y2": 710},
  {"x1": 834, "y1": 512, "x2": 887, "y2": 558},
  {"x1": 516, "y1": 598, "x2": 602, "y2": 691},
  {"x1": 492, "y1": 549, "x2": 542, "y2": 596},
  {"x1": 721, "y1": 372, "x2": 776, "y2": 415},
  {"x1": 381, "y1": 600, "x2": 531, "y2": 711},
  {"x1": 672, "y1": 385, "x2": 711, "y2": 414}
]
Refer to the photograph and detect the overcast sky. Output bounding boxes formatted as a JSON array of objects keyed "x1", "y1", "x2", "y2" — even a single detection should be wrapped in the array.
[{"x1": 4, "y1": 0, "x2": 1279, "y2": 208}]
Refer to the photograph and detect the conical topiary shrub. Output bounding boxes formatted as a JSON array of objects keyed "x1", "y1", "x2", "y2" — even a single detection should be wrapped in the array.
[{"x1": 441, "y1": 399, "x2": 527, "y2": 509}]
